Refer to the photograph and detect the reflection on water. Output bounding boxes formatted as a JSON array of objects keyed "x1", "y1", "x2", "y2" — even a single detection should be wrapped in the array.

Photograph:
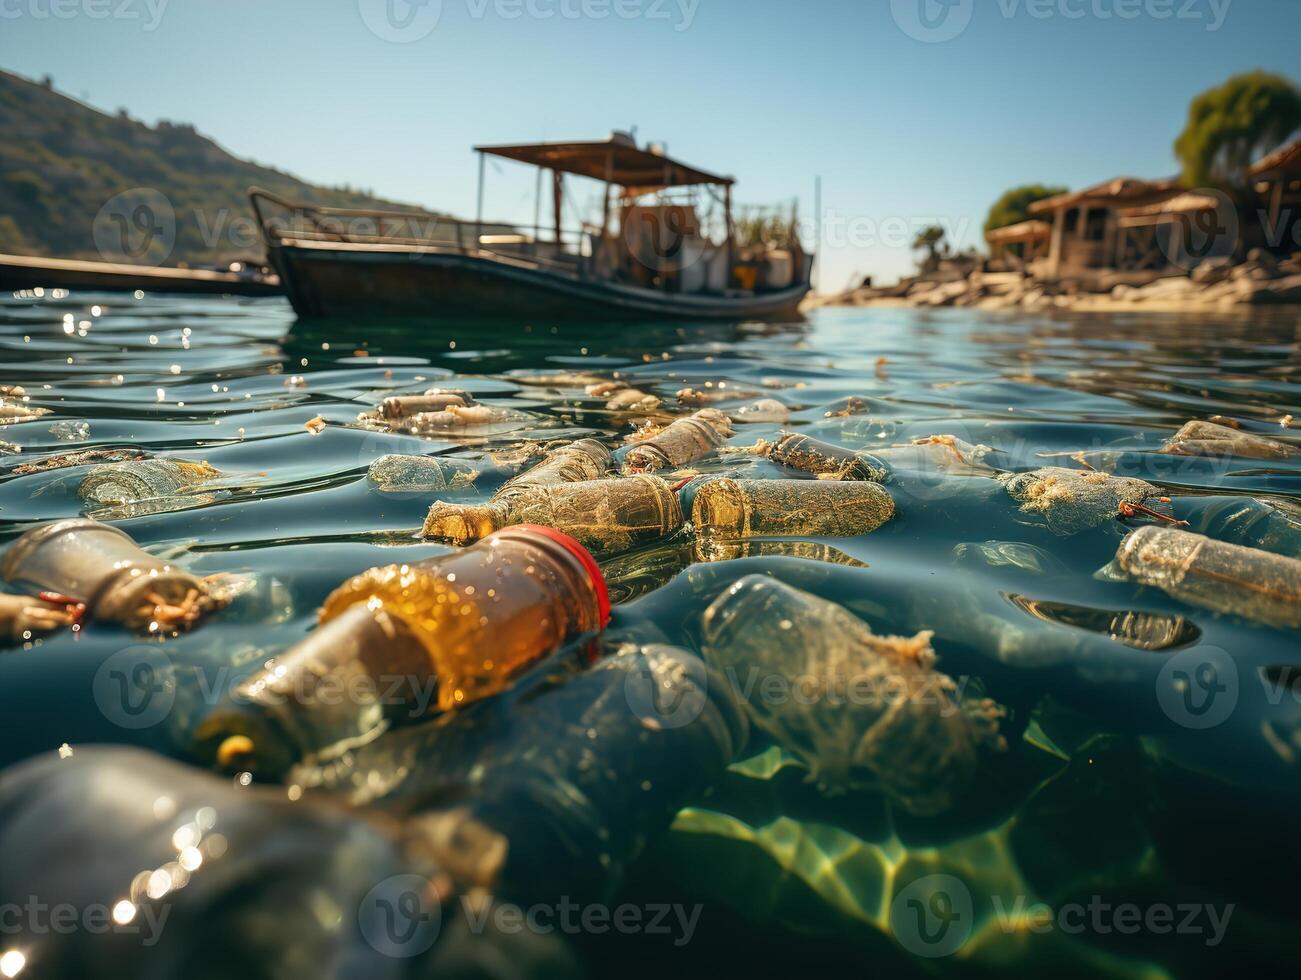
[{"x1": 0, "y1": 293, "x2": 1298, "y2": 977}]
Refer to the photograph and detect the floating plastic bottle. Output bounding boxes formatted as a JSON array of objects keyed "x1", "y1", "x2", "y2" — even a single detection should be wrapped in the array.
[
  {"x1": 622, "y1": 409, "x2": 733, "y2": 472},
  {"x1": 195, "y1": 525, "x2": 610, "y2": 777},
  {"x1": 766, "y1": 432, "x2": 888, "y2": 481},
  {"x1": 295, "y1": 643, "x2": 747, "y2": 903},
  {"x1": 378, "y1": 389, "x2": 475, "y2": 419},
  {"x1": 2, "y1": 519, "x2": 217, "y2": 632},
  {"x1": 603, "y1": 388, "x2": 661, "y2": 412},
  {"x1": 424, "y1": 475, "x2": 683, "y2": 554},
  {"x1": 677, "y1": 385, "x2": 761, "y2": 406},
  {"x1": 701, "y1": 575, "x2": 1005, "y2": 815},
  {"x1": 1002, "y1": 466, "x2": 1164, "y2": 536},
  {"x1": 1113, "y1": 525, "x2": 1301, "y2": 630},
  {"x1": 0, "y1": 747, "x2": 578, "y2": 979},
  {"x1": 1184, "y1": 494, "x2": 1301, "y2": 557},
  {"x1": 1160, "y1": 419, "x2": 1299, "y2": 460},
  {"x1": 0, "y1": 591, "x2": 76, "y2": 645},
  {"x1": 78, "y1": 458, "x2": 222, "y2": 506},
  {"x1": 366, "y1": 446, "x2": 544, "y2": 494},
  {"x1": 732, "y1": 398, "x2": 791, "y2": 424},
  {"x1": 496, "y1": 438, "x2": 611, "y2": 496},
  {"x1": 691, "y1": 478, "x2": 895, "y2": 538}
]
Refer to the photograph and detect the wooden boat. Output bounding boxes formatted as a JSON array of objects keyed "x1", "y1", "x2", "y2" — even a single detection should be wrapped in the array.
[{"x1": 252, "y1": 133, "x2": 813, "y2": 321}]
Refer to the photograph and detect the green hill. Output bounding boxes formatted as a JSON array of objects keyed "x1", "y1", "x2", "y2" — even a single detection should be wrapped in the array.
[{"x1": 0, "y1": 69, "x2": 441, "y2": 267}]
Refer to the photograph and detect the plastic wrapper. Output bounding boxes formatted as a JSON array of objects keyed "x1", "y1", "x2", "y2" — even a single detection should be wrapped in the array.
[
  {"x1": 690, "y1": 478, "x2": 895, "y2": 538},
  {"x1": 766, "y1": 432, "x2": 888, "y2": 481},
  {"x1": 194, "y1": 525, "x2": 610, "y2": 778},
  {"x1": 732, "y1": 398, "x2": 791, "y2": 424},
  {"x1": 0, "y1": 747, "x2": 577, "y2": 980},
  {"x1": 496, "y1": 438, "x2": 611, "y2": 496},
  {"x1": 424, "y1": 475, "x2": 683, "y2": 555},
  {"x1": 622, "y1": 409, "x2": 733, "y2": 472},
  {"x1": 872, "y1": 434, "x2": 999, "y2": 478},
  {"x1": 79, "y1": 458, "x2": 222, "y2": 506},
  {"x1": 1002, "y1": 466, "x2": 1162, "y2": 536},
  {"x1": 0, "y1": 590, "x2": 76, "y2": 645},
  {"x1": 2, "y1": 519, "x2": 219, "y2": 632},
  {"x1": 296, "y1": 644, "x2": 747, "y2": 904},
  {"x1": 701, "y1": 575, "x2": 1005, "y2": 815},
  {"x1": 1160, "y1": 419, "x2": 1299, "y2": 460},
  {"x1": 604, "y1": 388, "x2": 660, "y2": 412},
  {"x1": 1112, "y1": 525, "x2": 1301, "y2": 629}
]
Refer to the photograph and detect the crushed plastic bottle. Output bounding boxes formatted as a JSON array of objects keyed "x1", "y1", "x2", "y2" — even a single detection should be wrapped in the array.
[
  {"x1": 366, "y1": 445, "x2": 544, "y2": 493},
  {"x1": 1160, "y1": 419, "x2": 1299, "y2": 460},
  {"x1": 1112, "y1": 525, "x2": 1301, "y2": 630},
  {"x1": 1002, "y1": 466, "x2": 1165, "y2": 536},
  {"x1": 79, "y1": 458, "x2": 222, "y2": 507},
  {"x1": 701, "y1": 575, "x2": 1005, "y2": 815},
  {"x1": 690, "y1": 478, "x2": 895, "y2": 538},
  {"x1": 622, "y1": 409, "x2": 733, "y2": 472},
  {"x1": 766, "y1": 432, "x2": 888, "y2": 481},
  {"x1": 424, "y1": 475, "x2": 683, "y2": 554},
  {"x1": 195, "y1": 525, "x2": 610, "y2": 777},
  {"x1": 2, "y1": 519, "x2": 219, "y2": 632}
]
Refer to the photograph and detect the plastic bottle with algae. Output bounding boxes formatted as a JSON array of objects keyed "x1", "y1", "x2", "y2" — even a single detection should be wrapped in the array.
[
  {"x1": 1111, "y1": 525, "x2": 1301, "y2": 630},
  {"x1": 701, "y1": 575, "x2": 1005, "y2": 815},
  {"x1": 195, "y1": 525, "x2": 610, "y2": 778},
  {"x1": 367, "y1": 444, "x2": 544, "y2": 494},
  {"x1": 2, "y1": 519, "x2": 218, "y2": 632},
  {"x1": 622, "y1": 409, "x2": 733, "y2": 472},
  {"x1": 690, "y1": 478, "x2": 895, "y2": 538},
  {"x1": 496, "y1": 438, "x2": 612, "y2": 495},
  {"x1": 765, "y1": 432, "x2": 888, "y2": 481},
  {"x1": 424, "y1": 475, "x2": 683, "y2": 555}
]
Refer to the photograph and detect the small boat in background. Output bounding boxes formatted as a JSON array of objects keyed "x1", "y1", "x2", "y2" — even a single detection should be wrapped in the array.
[{"x1": 252, "y1": 132, "x2": 813, "y2": 321}]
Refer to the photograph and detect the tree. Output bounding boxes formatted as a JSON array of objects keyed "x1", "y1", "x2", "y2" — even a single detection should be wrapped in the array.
[
  {"x1": 1175, "y1": 71, "x2": 1301, "y2": 193},
  {"x1": 912, "y1": 225, "x2": 946, "y2": 272},
  {"x1": 984, "y1": 184, "x2": 1067, "y2": 233}
]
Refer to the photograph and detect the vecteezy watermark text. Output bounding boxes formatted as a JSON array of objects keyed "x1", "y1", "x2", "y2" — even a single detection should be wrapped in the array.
[
  {"x1": 357, "y1": 0, "x2": 700, "y2": 43},
  {"x1": 0, "y1": 897, "x2": 170, "y2": 948},
  {"x1": 891, "y1": 0, "x2": 1232, "y2": 43},
  {"x1": 0, "y1": 0, "x2": 169, "y2": 30}
]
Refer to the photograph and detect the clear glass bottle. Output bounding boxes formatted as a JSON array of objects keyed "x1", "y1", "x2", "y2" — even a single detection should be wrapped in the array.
[
  {"x1": 690, "y1": 478, "x2": 895, "y2": 538},
  {"x1": 423, "y1": 475, "x2": 683, "y2": 554},
  {"x1": 622, "y1": 409, "x2": 733, "y2": 472},
  {"x1": 2, "y1": 518, "x2": 213, "y2": 631},
  {"x1": 701, "y1": 574, "x2": 1004, "y2": 815},
  {"x1": 766, "y1": 432, "x2": 887, "y2": 481},
  {"x1": 195, "y1": 525, "x2": 610, "y2": 777},
  {"x1": 1115, "y1": 525, "x2": 1301, "y2": 630}
]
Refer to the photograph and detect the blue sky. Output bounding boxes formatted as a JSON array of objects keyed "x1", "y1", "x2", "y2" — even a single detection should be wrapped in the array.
[{"x1": 1, "y1": 0, "x2": 1297, "y2": 289}]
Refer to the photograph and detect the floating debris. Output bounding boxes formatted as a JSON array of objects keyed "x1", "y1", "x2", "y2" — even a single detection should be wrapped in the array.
[
  {"x1": 952, "y1": 540, "x2": 1068, "y2": 576},
  {"x1": 766, "y1": 432, "x2": 888, "y2": 481},
  {"x1": 677, "y1": 385, "x2": 761, "y2": 406},
  {"x1": 622, "y1": 409, "x2": 733, "y2": 472},
  {"x1": 0, "y1": 591, "x2": 78, "y2": 645},
  {"x1": 691, "y1": 478, "x2": 895, "y2": 538},
  {"x1": 1112, "y1": 525, "x2": 1301, "y2": 630},
  {"x1": 496, "y1": 438, "x2": 611, "y2": 496},
  {"x1": 386, "y1": 403, "x2": 532, "y2": 437},
  {"x1": 48, "y1": 420, "x2": 90, "y2": 442},
  {"x1": 79, "y1": 458, "x2": 222, "y2": 508},
  {"x1": 5, "y1": 447, "x2": 149, "y2": 476},
  {"x1": 701, "y1": 575, "x2": 1005, "y2": 814},
  {"x1": 1160, "y1": 419, "x2": 1299, "y2": 460},
  {"x1": 2, "y1": 519, "x2": 221, "y2": 632},
  {"x1": 0, "y1": 384, "x2": 26, "y2": 398},
  {"x1": 424, "y1": 475, "x2": 683, "y2": 554},
  {"x1": 604, "y1": 388, "x2": 661, "y2": 412},
  {"x1": 1002, "y1": 466, "x2": 1168, "y2": 536},
  {"x1": 821, "y1": 396, "x2": 871, "y2": 418},
  {"x1": 196, "y1": 526, "x2": 610, "y2": 777},
  {"x1": 304, "y1": 415, "x2": 327, "y2": 434},
  {"x1": 505, "y1": 369, "x2": 609, "y2": 388},
  {"x1": 732, "y1": 398, "x2": 791, "y2": 424},
  {"x1": 872, "y1": 434, "x2": 999, "y2": 478},
  {"x1": 0, "y1": 399, "x2": 51, "y2": 424},
  {"x1": 366, "y1": 446, "x2": 544, "y2": 493},
  {"x1": 377, "y1": 389, "x2": 476, "y2": 419}
]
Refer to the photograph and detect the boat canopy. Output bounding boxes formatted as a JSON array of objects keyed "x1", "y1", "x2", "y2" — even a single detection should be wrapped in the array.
[{"x1": 474, "y1": 134, "x2": 734, "y2": 192}]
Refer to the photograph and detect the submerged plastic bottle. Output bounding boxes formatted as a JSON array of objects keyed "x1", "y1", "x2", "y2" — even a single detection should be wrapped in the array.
[
  {"x1": 423, "y1": 475, "x2": 683, "y2": 554},
  {"x1": 2, "y1": 519, "x2": 215, "y2": 632},
  {"x1": 1114, "y1": 526, "x2": 1301, "y2": 630},
  {"x1": 366, "y1": 445, "x2": 544, "y2": 494},
  {"x1": 701, "y1": 575, "x2": 1004, "y2": 815},
  {"x1": 195, "y1": 525, "x2": 611, "y2": 777},
  {"x1": 496, "y1": 437, "x2": 612, "y2": 495},
  {"x1": 690, "y1": 478, "x2": 895, "y2": 538},
  {"x1": 766, "y1": 432, "x2": 888, "y2": 481},
  {"x1": 78, "y1": 458, "x2": 222, "y2": 506},
  {"x1": 621, "y1": 409, "x2": 733, "y2": 472}
]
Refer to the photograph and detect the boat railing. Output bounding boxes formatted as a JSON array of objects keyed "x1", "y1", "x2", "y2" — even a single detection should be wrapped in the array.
[{"x1": 248, "y1": 188, "x2": 596, "y2": 278}]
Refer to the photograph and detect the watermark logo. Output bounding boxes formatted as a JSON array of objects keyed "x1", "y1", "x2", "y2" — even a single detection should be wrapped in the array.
[
  {"x1": 1157, "y1": 645, "x2": 1238, "y2": 730},
  {"x1": 358, "y1": 0, "x2": 443, "y2": 42},
  {"x1": 93, "y1": 188, "x2": 175, "y2": 266},
  {"x1": 1157, "y1": 188, "x2": 1240, "y2": 273},
  {"x1": 0, "y1": 0, "x2": 170, "y2": 31},
  {"x1": 622, "y1": 204, "x2": 707, "y2": 280},
  {"x1": 359, "y1": 875, "x2": 443, "y2": 958},
  {"x1": 92, "y1": 644, "x2": 175, "y2": 730},
  {"x1": 890, "y1": 874, "x2": 973, "y2": 958},
  {"x1": 891, "y1": 0, "x2": 974, "y2": 42},
  {"x1": 623, "y1": 647, "x2": 708, "y2": 730}
]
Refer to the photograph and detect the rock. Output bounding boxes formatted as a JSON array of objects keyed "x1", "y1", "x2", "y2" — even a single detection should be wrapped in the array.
[
  {"x1": 1237, "y1": 274, "x2": 1301, "y2": 305},
  {"x1": 1191, "y1": 256, "x2": 1233, "y2": 285}
]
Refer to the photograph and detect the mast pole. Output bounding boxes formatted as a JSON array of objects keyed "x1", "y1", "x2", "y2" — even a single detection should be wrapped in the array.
[
  {"x1": 553, "y1": 169, "x2": 564, "y2": 247},
  {"x1": 475, "y1": 150, "x2": 485, "y2": 251}
]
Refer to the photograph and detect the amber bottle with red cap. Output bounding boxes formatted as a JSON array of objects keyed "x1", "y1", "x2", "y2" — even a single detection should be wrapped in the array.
[{"x1": 195, "y1": 524, "x2": 610, "y2": 777}]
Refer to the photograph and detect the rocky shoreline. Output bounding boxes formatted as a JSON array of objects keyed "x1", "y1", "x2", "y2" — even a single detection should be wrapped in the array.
[{"x1": 811, "y1": 250, "x2": 1301, "y2": 313}]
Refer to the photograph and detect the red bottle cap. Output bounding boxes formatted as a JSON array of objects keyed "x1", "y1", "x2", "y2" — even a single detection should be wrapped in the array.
[{"x1": 510, "y1": 524, "x2": 612, "y2": 627}]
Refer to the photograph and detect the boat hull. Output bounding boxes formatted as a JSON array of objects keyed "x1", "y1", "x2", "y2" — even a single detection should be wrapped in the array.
[{"x1": 270, "y1": 243, "x2": 809, "y2": 321}]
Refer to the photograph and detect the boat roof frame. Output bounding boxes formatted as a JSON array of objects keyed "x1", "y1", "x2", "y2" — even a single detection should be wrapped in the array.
[{"x1": 473, "y1": 136, "x2": 735, "y2": 192}]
